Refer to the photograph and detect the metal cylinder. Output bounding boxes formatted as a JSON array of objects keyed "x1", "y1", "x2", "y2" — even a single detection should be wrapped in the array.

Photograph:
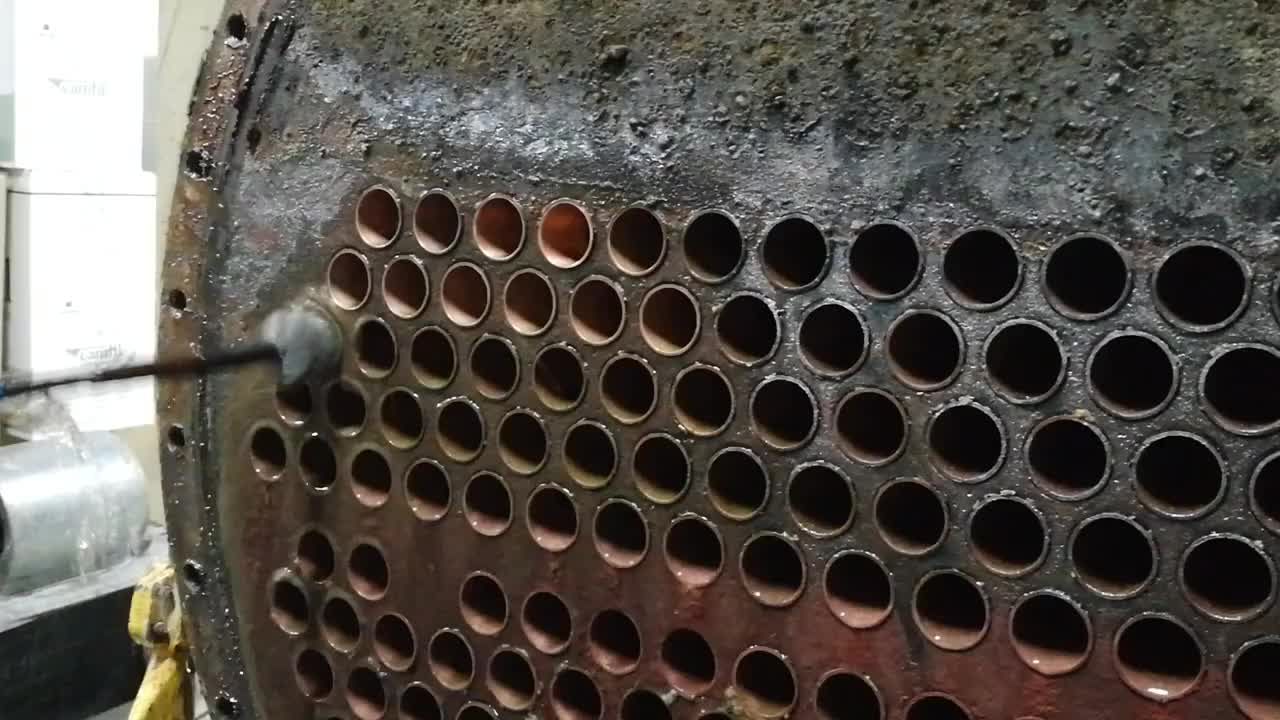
[{"x1": 0, "y1": 432, "x2": 147, "y2": 594}]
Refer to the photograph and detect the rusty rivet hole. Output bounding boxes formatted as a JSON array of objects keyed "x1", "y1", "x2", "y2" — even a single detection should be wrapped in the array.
[{"x1": 256, "y1": 188, "x2": 1280, "y2": 719}]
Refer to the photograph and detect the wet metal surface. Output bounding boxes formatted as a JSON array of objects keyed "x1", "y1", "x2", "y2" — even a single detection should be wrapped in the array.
[{"x1": 161, "y1": 2, "x2": 1280, "y2": 719}]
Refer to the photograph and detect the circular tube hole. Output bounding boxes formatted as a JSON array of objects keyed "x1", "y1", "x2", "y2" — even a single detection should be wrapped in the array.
[
  {"x1": 400, "y1": 683, "x2": 442, "y2": 720},
  {"x1": 487, "y1": 647, "x2": 537, "y2": 710},
  {"x1": 886, "y1": 310, "x2": 963, "y2": 391},
  {"x1": 374, "y1": 613, "x2": 417, "y2": 672},
  {"x1": 250, "y1": 425, "x2": 287, "y2": 480},
  {"x1": 601, "y1": 354, "x2": 657, "y2": 424},
  {"x1": 498, "y1": 409, "x2": 548, "y2": 475},
  {"x1": 460, "y1": 572, "x2": 508, "y2": 635},
  {"x1": 799, "y1": 302, "x2": 868, "y2": 376},
  {"x1": 571, "y1": 277, "x2": 625, "y2": 345},
  {"x1": 1251, "y1": 452, "x2": 1280, "y2": 534},
  {"x1": 379, "y1": 388, "x2": 424, "y2": 449},
  {"x1": 983, "y1": 320, "x2": 1065, "y2": 403},
  {"x1": 1026, "y1": 417, "x2": 1110, "y2": 501},
  {"x1": 733, "y1": 647, "x2": 797, "y2": 718},
  {"x1": 673, "y1": 365, "x2": 733, "y2": 436},
  {"x1": 346, "y1": 665, "x2": 387, "y2": 720},
  {"x1": 383, "y1": 256, "x2": 429, "y2": 319},
  {"x1": 788, "y1": 462, "x2": 855, "y2": 537},
  {"x1": 815, "y1": 671, "x2": 883, "y2": 720},
  {"x1": 707, "y1": 447, "x2": 768, "y2": 521},
  {"x1": 564, "y1": 421, "x2": 617, "y2": 489},
  {"x1": 750, "y1": 376, "x2": 817, "y2": 452},
  {"x1": 621, "y1": 689, "x2": 670, "y2": 720},
  {"x1": 716, "y1": 293, "x2": 779, "y2": 366},
  {"x1": 526, "y1": 484, "x2": 579, "y2": 552},
  {"x1": 321, "y1": 594, "x2": 362, "y2": 653},
  {"x1": 968, "y1": 496, "x2": 1047, "y2": 577},
  {"x1": 927, "y1": 402, "x2": 1005, "y2": 483},
  {"x1": 475, "y1": 195, "x2": 524, "y2": 260},
  {"x1": 437, "y1": 398, "x2": 485, "y2": 462},
  {"x1": 350, "y1": 447, "x2": 392, "y2": 508},
  {"x1": 835, "y1": 388, "x2": 908, "y2": 466},
  {"x1": 740, "y1": 532, "x2": 805, "y2": 607},
  {"x1": 593, "y1": 499, "x2": 649, "y2": 569},
  {"x1": 469, "y1": 335, "x2": 520, "y2": 400},
  {"x1": 762, "y1": 216, "x2": 828, "y2": 290},
  {"x1": 1181, "y1": 534, "x2": 1275, "y2": 621},
  {"x1": 1087, "y1": 332, "x2": 1177, "y2": 420},
  {"x1": 295, "y1": 648, "x2": 334, "y2": 700},
  {"x1": 276, "y1": 384, "x2": 311, "y2": 425},
  {"x1": 1202, "y1": 344, "x2": 1280, "y2": 435},
  {"x1": 540, "y1": 200, "x2": 593, "y2": 268},
  {"x1": 609, "y1": 207, "x2": 665, "y2": 276},
  {"x1": 588, "y1": 609, "x2": 641, "y2": 675},
  {"x1": 943, "y1": 228, "x2": 1021, "y2": 308},
  {"x1": 1044, "y1": 234, "x2": 1130, "y2": 318},
  {"x1": 874, "y1": 479, "x2": 947, "y2": 556},
  {"x1": 640, "y1": 285, "x2": 700, "y2": 356},
  {"x1": 442, "y1": 263, "x2": 491, "y2": 328},
  {"x1": 684, "y1": 210, "x2": 744, "y2": 282},
  {"x1": 912, "y1": 570, "x2": 989, "y2": 651},
  {"x1": 824, "y1": 551, "x2": 893, "y2": 630},
  {"x1": 550, "y1": 668, "x2": 602, "y2": 720},
  {"x1": 660, "y1": 628, "x2": 716, "y2": 697},
  {"x1": 355, "y1": 318, "x2": 397, "y2": 378},
  {"x1": 297, "y1": 528, "x2": 335, "y2": 581},
  {"x1": 522, "y1": 591, "x2": 573, "y2": 655},
  {"x1": 356, "y1": 186, "x2": 400, "y2": 248},
  {"x1": 503, "y1": 269, "x2": 556, "y2": 336},
  {"x1": 1069, "y1": 514, "x2": 1156, "y2": 599},
  {"x1": 414, "y1": 191, "x2": 461, "y2": 254},
  {"x1": 270, "y1": 574, "x2": 309, "y2": 634},
  {"x1": 1134, "y1": 432, "x2": 1225, "y2": 518},
  {"x1": 411, "y1": 327, "x2": 457, "y2": 390},
  {"x1": 664, "y1": 514, "x2": 724, "y2": 587},
  {"x1": 329, "y1": 250, "x2": 371, "y2": 310},
  {"x1": 464, "y1": 473, "x2": 513, "y2": 537},
  {"x1": 428, "y1": 629, "x2": 474, "y2": 690},
  {"x1": 1231, "y1": 639, "x2": 1280, "y2": 720},
  {"x1": 1010, "y1": 591, "x2": 1091, "y2": 676},
  {"x1": 348, "y1": 543, "x2": 389, "y2": 600},
  {"x1": 633, "y1": 433, "x2": 690, "y2": 504},
  {"x1": 458, "y1": 702, "x2": 497, "y2": 720},
  {"x1": 405, "y1": 459, "x2": 450, "y2": 522},
  {"x1": 1155, "y1": 242, "x2": 1249, "y2": 330},
  {"x1": 534, "y1": 344, "x2": 585, "y2": 412},
  {"x1": 905, "y1": 694, "x2": 972, "y2": 720},
  {"x1": 1114, "y1": 614, "x2": 1203, "y2": 702},
  {"x1": 848, "y1": 222, "x2": 922, "y2": 300}
]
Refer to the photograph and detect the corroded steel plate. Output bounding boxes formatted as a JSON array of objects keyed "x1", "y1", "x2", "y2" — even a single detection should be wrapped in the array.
[{"x1": 161, "y1": 3, "x2": 1280, "y2": 719}]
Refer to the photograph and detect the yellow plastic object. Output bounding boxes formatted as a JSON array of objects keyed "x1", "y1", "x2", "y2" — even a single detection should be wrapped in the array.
[{"x1": 128, "y1": 564, "x2": 191, "y2": 720}]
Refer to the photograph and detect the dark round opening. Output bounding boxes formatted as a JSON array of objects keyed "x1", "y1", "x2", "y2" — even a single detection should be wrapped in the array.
[
  {"x1": 540, "y1": 201, "x2": 592, "y2": 268},
  {"x1": 526, "y1": 485, "x2": 579, "y2": 552},
  {"x1": 295, "y1": 649, "x2": 334, "y2": 700},
  {"x1": 1010, "y1": 593, "x2": 1090, "y2": 676},
  {"x1": 270, "y1": 576, "x2": 309, "y2": 634},
  {"x1": 250, "y1": 425, "x2": 287, "y2": 480},
  {"x1": 571, "y1": 278, "x2": 624, "y2": 345},
  {"x1": 664, "y1": 516, "x2": 724, "y2": 587},
  {"x1": 379, "y1": 389, "x2": 423, "y2": 449},
  {"x1": 601, "y1": 355, "x2": 656, "y2": 423},
  {"x1": 348, "y1": 543, "x2": 389, "y2": 600},
  {"x1": 984, "y1": 321, "x2": 1064, "y2": 402},
  {"x1": 716, "y1": 293, "x2": 778, "y2": 365},
  {"x1": 296, "y1": 529, "x2": 335, "y2": 581},
  {"x1": 1252, "y1": 453, "x2": 1280, "y2": 533},
  {"x1": 641, "y1": 285, "x2": 700, "y2": 355},
  {"x1": 609, "y1": 207, "x2": 665, "y2": 276},
  {"x1": 1156, "y1": 243, "x2": 1248, "y2": 329},
  {"x1": 460, "y1": 573, "x2": 508, "y2": 635},
  {"x1": 943, "y1": 228, "x2": 1020, "y2": 307},
  {"x1": 824, "y1": 552, "x2": 893, "y2": 630},
  {"x1": 355, "y1": 319, "x2": 397, "y2": 378},
  {"x1": 346, "y1": 666, "x2": 388, "y2": 720},
  {"x1": 633, "y1": 434, "x2": 689, "y2": 504},
  {"x1": 1134, "y1": 433, "x2": 1224, "y2": 518},
  {"x1": 970, "y1": 498, "x2": 1046, "y2": 576},
  {"x1": 534, "y1": 345, "x2": 585, "y2": 411},
  {"x1": 1044, "y1": 235, "x2": 1129, "y2": 317},
  {"x1": 1027, "y1": 417, "x2": 1109, "y2": 500},
  {"x1": 405, "y1": 460, "x2": 450, "y2": 522},
  {"x1": 442, "y1": 264, "x2": 491, "y2": 328},
  {"x1": 565, "y1": 422, "x2": 616, "y2": 489},
  {"x1": 374, "y1": 613, "x2": 417, "y2": 672},
  {"x1": 1114, "y1": 616, "x2": 1203, "y2": 701},
  {"x1": 788, "y1": 464, "x2": 855, "y2": 537},
  {"x1": 470, "y1": 336, "x2": 519, "y2": 400},
  {"x1": 411, "y1": 327, "x2": 457, "y2": 390},
  {"x1": 848, "y1": 222, "x2": 921, "y2": 299},
  {"x1": 588, "y1": 609, "x2": 641, "y2": 675},
  {"x1": 321, "y1": 595, "x2": 361, "y2": 652},
  {"x1": 874, "y1": 480, "x2": 946, "y2": 555},
  {"x1": 437, "y1": 400, "x2": 484, "y2": 462},
  {"x1": 356, "y1": 186, "x2": 400, "y2": 248},
  {"x1": 463, "y1": 473, "x2": 512, "y2": 537},
  {"x1": 1088, "y1": 333, "x2": 1176, "y2": 418},
  {"x1": 400, "y1": 684, "x2": 442, "y2": 720},
  {"x1": 1070, "y1": 515, "x2": 1155, "y2": 598},
  {"x1": 928, "y1": 403, "x2": 1004, "y2": 482},
  {"x1": 383, "y1": 257, "x2": 428, "y2": 318},
  {"x1": 475, "y1": 196, "x2": 524, "y2": 260},
  {"x1": 740, "y1": 534, "x2": 805, "y2": 607},
  {"x1": 621, "y1": 690, "x2": 671, "y2": 720},
  {"x1": 762, "y1": 217, "x2": 827, "y2": 290},
  {"x1": 1182, "y1": 535, "x2": 1274, "y2": 621},
  {"x1": 593, "y1": 500, "x2": 648, "y2": 569},
  {"x1": 660, "y1": 628, "x2": 717, "y2": 696},
  {"x1": 684, "y1": 210, "x2": 744, "y2": 282},
  {"x1": 733, "y1": 648, "x2": 797, "y2": 718},
  {"x1": 673, "y1": 366, "x2": 733, "y2": 436},
  {"x1": 887, "y1": 311, "x2": 962, "y2": 391},
  {"x1": 521, "y1": 591, "x2": 572, "y2": 655},
  {"x1": 1203, "y1": 345, "x2": 1280, "y2": 434},
  {"x1": 415, "y1": 191, "x2": 461, "y2": 253},
  {"x1": 750, "y1": 377, "x2": 817, "y2": 451},
  {"x1": 498, "y1": 411, "x2": 548, "y2": 475},
  {"x1": 913, "y1": 571, "x2": 989, "y2": 651},
  {"x1": 350, "y1": 448, "x2": 392, "y2": 507},
  {"x1": 815, "y1": 671, "x2": 882, "y2": 720},
  {"x1": 550, "y1": 669, "x2": 602, "y2": 720},
  {"x1": 707, "y1": 448, "x2": 768, "y2": 520},
  {"x1": 905, "y1": 695, "x2": 971, "y2": 720},
  {"x1": 487, "y1": 648, "x2": 537, "y2": 710},
  {"x1": 329, "y1": 250, "x2": 370, "y2": 310},
  {"x1": 429, "y1": 630, "x2": 474, "y2": 690},
  {"x1": 799, "y1": 303, "x2": 867, "y2": 376},
  {"x1": 835, "y1": 389, "x2": 907, "y2": 466},
  {"x1": 1231, "y1": 640, "x2": 1280, "y2": 720},
  {"x1": 504, "y1": 270, "x2": 556, "y2": 336}
]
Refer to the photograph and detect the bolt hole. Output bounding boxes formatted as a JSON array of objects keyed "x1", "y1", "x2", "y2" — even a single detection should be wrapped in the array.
[
  {"x1": 1044, "y1": 235, "x2": 1129, "y2": 318},
  {"x1": 166, "y1": 288, "x2": 188, "y2": 311},
  {"x1": 182, "y1": 560, "x2": 205, "y2": 591},
  {"x1": 167, "y1": 424, "x2": 187, "y2": 450},
  {"x1": 226, "y1": 12, "x2": 248, "y2": 40},
  {"x1": 943, "y1": 228, "x2": 1020, "y2": 308},
  {"x1": 733, "y1": 648, "x2": 797, "y2": 718},
  {"x1": 184, "y1": 149, "x2": 212, "y2": 179},
  {"x1": 1114, "y1": 615, "x2": 1203, "y2": 702},
  {"x1": 874, "y1": 479, "x2": 946, "y2": 556},
  {"x1": 716, "y1": 293, "x2": 778, "y2": 366},
  {"x1": 912, "y1": 570, "x2": 989, "y2": 651},
  {"x1": 588, "y1": 609, "x2": 641, "y2": 675},
  {"x1": 739, "y1": 533, "x2": 805, "y2": 607},
  {"x1": 824, "y1": 551, "x2": 893, "y2": 630},
  {"x1": 475, "y1": 196, "x2": 524, "y2": 260},
  {"x1": 762, "y1": 217, "x2": 827, "y2": 290},
  {"x1": 707, "y1": 447, "x2": 768, "y2": 521},
  {"x1": 886, "y1": 310, "x2": 963, "y2": 391},
  {"x1": 609, "y1": 207, "x2": 666, "y2": 276},
  {"x1": 464, "y1": 473, "x2": 512, "y2": 537}
]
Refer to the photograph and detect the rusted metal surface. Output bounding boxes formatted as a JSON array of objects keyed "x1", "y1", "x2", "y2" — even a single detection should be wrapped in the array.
[{"x1": 160, "y1": 2, "x2": 1280, "y2": 719}]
